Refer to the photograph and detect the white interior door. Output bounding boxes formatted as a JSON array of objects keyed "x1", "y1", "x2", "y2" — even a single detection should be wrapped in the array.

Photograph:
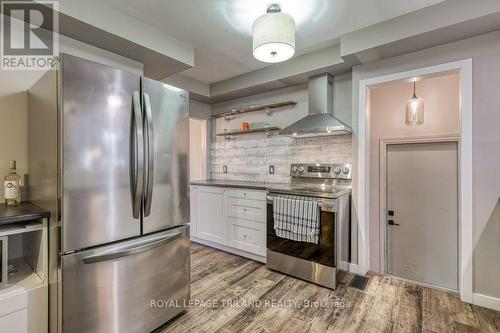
[
  {"x1": 189, "y1": 118, "x2": 207, "y2": 181},
  {"x1": 387, "y1": 142, "x2": 458, "y2": 290}
]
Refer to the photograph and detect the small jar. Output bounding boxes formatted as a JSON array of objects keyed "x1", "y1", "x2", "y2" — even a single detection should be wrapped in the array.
[{"x1": 240, "y1": 122, "x2": 250, "y2": 131}]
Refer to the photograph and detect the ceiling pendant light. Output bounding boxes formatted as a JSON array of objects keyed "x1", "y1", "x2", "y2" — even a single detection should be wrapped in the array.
[
  {"x1": 252, "y1": 4, "x2": 295, "y2": 63},
  {"x1": 405, "y1": 81, "x2": 424, "y2": 126}
]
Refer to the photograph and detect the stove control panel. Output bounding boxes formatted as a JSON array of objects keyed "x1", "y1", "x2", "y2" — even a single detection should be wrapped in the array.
[{"x1": 290, "y1": 163, "x2": 352, "y2": 179}]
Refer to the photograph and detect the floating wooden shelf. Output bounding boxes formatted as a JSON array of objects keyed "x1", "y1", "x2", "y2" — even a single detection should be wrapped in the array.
[
  {"x1": 211, "y1": 101, "x2": 296, "y2": 119},
  {"x1": 216, "y1": 126, "x2": 281, "y2": 137}
]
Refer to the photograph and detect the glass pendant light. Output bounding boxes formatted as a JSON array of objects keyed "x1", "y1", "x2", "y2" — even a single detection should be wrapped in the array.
[{"x1": 405, "y1": 81, "x2": 424, "y2": 126}]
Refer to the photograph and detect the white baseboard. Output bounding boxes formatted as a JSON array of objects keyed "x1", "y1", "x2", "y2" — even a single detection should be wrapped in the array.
[
  {"x1": 191, "y1": 236, "x2": 266, "y2": 264},
  {"x1": 473, "y1": 293, "x2": 500, "y2": 311},
  {"x1": 349, "y1": 263, "x2": 360, "y2": 274}
]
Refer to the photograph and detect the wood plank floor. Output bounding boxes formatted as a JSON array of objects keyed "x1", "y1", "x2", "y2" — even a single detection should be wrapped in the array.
[{"x1": 159, "y1": 243, "x2": 500, "y2": 333}]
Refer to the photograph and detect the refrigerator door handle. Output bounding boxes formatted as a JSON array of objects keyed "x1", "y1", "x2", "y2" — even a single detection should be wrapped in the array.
[
  {"x1": 81, "y1": 231, "x2": 182, "y2": 264},
  {"x1": 143, "y1": 92, "x2": 154, "y2": 217},
  {"x1": 130, "y1": 91, "x2": 144, "y2": 219}
]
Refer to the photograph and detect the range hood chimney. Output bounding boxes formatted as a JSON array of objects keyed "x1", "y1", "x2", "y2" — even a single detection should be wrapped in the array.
[{"x1": 279, "y1": 74, "x2": 352, "y2": 138}]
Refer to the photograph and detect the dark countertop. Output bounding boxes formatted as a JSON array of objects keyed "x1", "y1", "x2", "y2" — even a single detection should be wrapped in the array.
[
  {"x1": 0, "y1": 202, "x2": 51, "y2": 225},
  {"x1": 190, "y1": 180, "x2": 352, "y2": 199},
  {"x1": 190, "y1": 179, "x2": 278, "y2": 190}
]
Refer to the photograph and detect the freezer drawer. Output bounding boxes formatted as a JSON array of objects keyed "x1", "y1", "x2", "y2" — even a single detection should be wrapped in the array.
[{"x1": 61, "y1": 226, "x2": 190, "y2": 333}]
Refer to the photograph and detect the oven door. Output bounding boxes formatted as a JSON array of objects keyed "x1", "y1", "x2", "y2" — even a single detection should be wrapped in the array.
[{"x1": 266, "y1": 196, "x2": 337, "y2": 267}]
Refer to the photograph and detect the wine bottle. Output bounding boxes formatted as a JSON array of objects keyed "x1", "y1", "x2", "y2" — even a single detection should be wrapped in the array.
[{"x1": 4, "y1": 160, "x2": 21, "y2": 206}]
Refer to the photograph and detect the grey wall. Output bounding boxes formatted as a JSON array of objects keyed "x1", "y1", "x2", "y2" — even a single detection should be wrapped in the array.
[
  {"x1": 352, "y1": 31, "x2": 500, "y2": 298},
  {"x1": 209, "y1": 75, "x2": 353, "y2": 183},
  {"x1": 211, "y1": 84, "x2": 309, "y2": 138},
  {"x1": 211, "y1": 73, "x2": 353, "y2": 135},
  {"x1": 190, "y1": 99, "x2": 211, "y2": 119}
]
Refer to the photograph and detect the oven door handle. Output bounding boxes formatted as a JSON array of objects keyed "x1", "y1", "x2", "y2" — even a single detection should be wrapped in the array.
[{"x1": 266, "y1": 195, "x2": 337, "y2": 212}]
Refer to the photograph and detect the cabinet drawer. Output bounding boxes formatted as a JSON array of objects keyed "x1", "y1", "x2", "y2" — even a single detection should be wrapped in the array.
[
  {"x1": 0, "y1": 308, "x2": 28, "y2": 333},
  {"x1": 228, "y1": 217, "x2": 265, "y2": 256},
  {"x1": 226, "y1": 189, "x2": 266, "y2": 201},
  {"x1": 0, "y1": 284, "x2": 47, "y2": 333},
  {"x1": 227, "y1": 197, "x2": 266, "y2": 223}
]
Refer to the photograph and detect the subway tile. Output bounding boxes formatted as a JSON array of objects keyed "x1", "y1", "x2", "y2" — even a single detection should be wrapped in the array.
[
  {"x1": 267, "y1": 136, "x2": 296, "y2": 147},
  {"x1": 235, "y1": 139, "x2": 260, "y2": 148},
  {"x1": 208, "y1": 134, "x2": 353, "y2": 182},
  {"x1": 265, "y1": 156, "x2": 289, "y2": 165}
]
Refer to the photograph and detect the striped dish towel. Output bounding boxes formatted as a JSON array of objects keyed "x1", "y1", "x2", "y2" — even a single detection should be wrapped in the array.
[{"x1": 273, "y1": 194, "x2": 320, "y2": 244}]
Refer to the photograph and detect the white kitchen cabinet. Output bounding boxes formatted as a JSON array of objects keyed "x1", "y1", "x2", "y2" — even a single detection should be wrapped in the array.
[
  {"x1": 0, "y1": 219, "x2": 48, "y2": 333},
  {"x1": 195, "y1": 186, "x2": 226, "y2": 244},
  {"x1": 189, "y1": 185, "x2": 198, "y2": 237},
  {"x1": 190, "y1": 186, "x2": 267, "y2": 262},
  {"x1": 226, "y1": 189, "x2": 266, "y2": 201},
  {"x1": 226, "y1": 197, "x2": 267, "y2": 223},
  {"x1": 227, "y1": 217, "x2": 266, "y2": 257}
]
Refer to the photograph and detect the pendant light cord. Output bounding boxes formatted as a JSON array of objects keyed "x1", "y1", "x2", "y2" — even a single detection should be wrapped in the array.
[{"x1": 412, "y1": 81, "x2": 417, "y2": 99}]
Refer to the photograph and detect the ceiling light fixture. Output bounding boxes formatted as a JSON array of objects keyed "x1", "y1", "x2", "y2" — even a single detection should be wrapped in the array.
[
  {"x1": 405, "y1": 81, "x2": 424, "y2": 126},
  {"x1": 252, "y1": 4, "x2": 295, "y2": 63}
]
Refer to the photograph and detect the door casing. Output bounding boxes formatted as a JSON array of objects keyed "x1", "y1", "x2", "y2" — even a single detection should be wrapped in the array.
[{"x1": 356, "y1": 59, "x2": 473, "y2": 303}]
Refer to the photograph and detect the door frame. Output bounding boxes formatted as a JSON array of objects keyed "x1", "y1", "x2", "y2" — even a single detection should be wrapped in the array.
[
  {"x1": 188, "y1": 116, "x2": 209, "y2": 180},
  {"x1": 357, "y1": 59, "x2": 473, "y2": 303},
  {"x1": 379, "y1": 135, "x2": 460, "y2": 281}
]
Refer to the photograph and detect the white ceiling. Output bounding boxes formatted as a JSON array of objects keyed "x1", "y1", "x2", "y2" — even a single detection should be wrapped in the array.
[{"x1": 98, "y1": 0, "x2": 445, "y2": 83}]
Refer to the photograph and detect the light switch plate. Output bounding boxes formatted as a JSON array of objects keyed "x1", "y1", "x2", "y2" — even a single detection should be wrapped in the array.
[
  {"x1": 269, "y1": 165, "x2": 274, "y2": 174},
  {"x1": 223, "y1": 165, "x2": 227, "y2": 173}
]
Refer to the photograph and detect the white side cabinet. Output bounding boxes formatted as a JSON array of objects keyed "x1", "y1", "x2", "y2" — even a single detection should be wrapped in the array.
[
  {"x1": 0, "y1": 217, "x2": 48, "y2": 333},
  {"x1": 189, "y1": 185, "x2": 198, "y2": 237},
  {"x1": 190, "y1": 185, "x2": 267, "y2": 262},
  {"x1": 195, "y1": 186, "x2": 226, "y2": 244}
]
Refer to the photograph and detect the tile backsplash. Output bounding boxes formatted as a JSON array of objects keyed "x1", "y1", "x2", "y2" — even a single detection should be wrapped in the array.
[{"x1": 209, "y1": 134, "x2": 352, "y2": 183}]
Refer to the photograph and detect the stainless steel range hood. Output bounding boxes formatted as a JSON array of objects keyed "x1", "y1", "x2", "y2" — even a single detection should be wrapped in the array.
[{"x1": 280, "y1": 74, "x2": 352, "y2": 138}]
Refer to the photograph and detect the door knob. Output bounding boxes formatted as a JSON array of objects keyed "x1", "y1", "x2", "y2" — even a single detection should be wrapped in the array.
[{"x1": 388, "y1": 220, "x2": 400, "y2": 226}]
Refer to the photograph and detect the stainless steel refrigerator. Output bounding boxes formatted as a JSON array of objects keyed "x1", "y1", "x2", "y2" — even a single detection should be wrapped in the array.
[{"x1": 27, "y1": 54, "x2": 190, "y2": 333}]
